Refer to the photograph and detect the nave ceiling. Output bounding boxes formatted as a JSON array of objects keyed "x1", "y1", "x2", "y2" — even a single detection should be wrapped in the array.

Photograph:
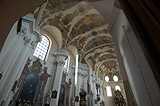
[{"x1": 35, "y1": 0, "x2": 121, "y2": 80}]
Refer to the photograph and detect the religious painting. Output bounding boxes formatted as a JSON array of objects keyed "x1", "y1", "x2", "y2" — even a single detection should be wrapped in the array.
[
  {"x1": 19, "y1": 73, "x2": 39, "y2": 105},
  {"x1": 10, "y1": 59, "x2": 51, "y2": 106}
]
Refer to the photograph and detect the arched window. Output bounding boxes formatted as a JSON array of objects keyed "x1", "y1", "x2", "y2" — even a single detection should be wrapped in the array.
[
  {"x1": 113, "y1": 75, "x2": 118, "y2": 82},
  {"x1": 105, "y1": 76, "x2": 109, "y2": 82},
  {"x1": 106, "y1": 86, "x2": 112, "y2": 97},
  {"x1": 33, "y1": 35, "x2": 50, "y2": 61},
  {"x1": 115, "y1": 85, "x2": 121, "y2": 91}
]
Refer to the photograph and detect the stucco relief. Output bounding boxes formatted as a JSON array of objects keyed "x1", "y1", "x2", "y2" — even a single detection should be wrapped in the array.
[
  {"x1": 82, "y1": 43, "x2": 119, "y2": 78},
  {"x1": 45, "y1": 0, "x2": 99, "y2": 15},
  {"x1": 70, "y1": 14, "x2": 106, "y2": 39},
  {"x1": 98, "y1": 54, "x2": 116, "y2": 62},
  {"x1": 40, "y1": 13, "x2": 71, "y2": 47},
  {"x1": 39, "y1": 10, "x2": 51, "y2": 26},
  {"x1": 83, "y1": 36, "x2": 112, "y2": 53},
  {"x1": 68, "y1": 28, "x2": 109, "y2": 56},
  {"x1": 61, "y1": 3, "x2": 91, "y2": 26},
  {"x1": 46, "y1": 0, "x2": 79, "y2": 14}
]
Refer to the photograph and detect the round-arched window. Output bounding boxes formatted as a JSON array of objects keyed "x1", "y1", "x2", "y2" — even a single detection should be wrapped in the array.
[
  {"x1": 115, "y1": 85, "x2": 121, "y2": 91},
  {"x1": 33, "y1": 35, "x2": 51, "y2": 61},
  {"x1": 113, "y1": 75, "x2": 118, "y2": 82},
  {"x1": 105, "y1": 76, "x2": 109, "y2": 82}
]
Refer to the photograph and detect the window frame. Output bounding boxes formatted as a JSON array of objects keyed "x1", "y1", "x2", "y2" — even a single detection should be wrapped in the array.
[{"x1": 33, "y1": 35, "x2": 51, "y2": 61}]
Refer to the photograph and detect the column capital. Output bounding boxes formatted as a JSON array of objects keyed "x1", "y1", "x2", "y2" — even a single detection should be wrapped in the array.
[
  {"x1": 53, "y1": 61, "x2": 65, "y2": 66},
  {"x1": 53, "y1": 49, "x2": 68, "y2": 61},
  {"x1": 78, "y1": 63, "x2": 89, "y2": 70}
]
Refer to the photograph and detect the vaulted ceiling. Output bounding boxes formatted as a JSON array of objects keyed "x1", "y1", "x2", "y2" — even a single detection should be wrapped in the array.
[{"x1": 36, "y1": 0, "x2": 121, "y2": 79}]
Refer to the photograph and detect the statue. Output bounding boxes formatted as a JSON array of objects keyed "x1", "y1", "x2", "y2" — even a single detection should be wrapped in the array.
[
  {"x1": 114, "y1": 90, "x2": 126, "y2": 106},
  {"x1": 34, "y1": 67, "x2": 51, "y2": 106},
  {"x1": 63, "y1": 78, "x2": 72, "y2": 106},
  {"x1": 18, "y1": 58, "x2": 32, "y2": 87},
  {"x1": 79, "y1": 88, "x2": 87, "y2": 106}
]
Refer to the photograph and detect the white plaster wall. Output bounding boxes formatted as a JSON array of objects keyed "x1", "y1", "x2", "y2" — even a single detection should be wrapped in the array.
[
  {"x1": 0, "y1": 21, "x2": 19, "y2": 104},
  {"x1": 110, "y1": 7, "x2": 160, "y2": 106}
]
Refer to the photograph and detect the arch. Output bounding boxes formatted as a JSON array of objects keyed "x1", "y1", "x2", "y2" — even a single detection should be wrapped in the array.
[
  {"x1": 41, "y1": 25, "x2": 62, "y2": 49},
  {"x1": 66, "y1": 46, "x2": 79, "y2": 72},
  {"x1": 67, "y1": 45, "x2": 78, "y2": 59}
]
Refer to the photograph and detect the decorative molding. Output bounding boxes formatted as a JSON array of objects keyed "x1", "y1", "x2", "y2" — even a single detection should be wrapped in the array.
[{"x1": 22, "y1": 16, "x2": 41, "y2": 43}]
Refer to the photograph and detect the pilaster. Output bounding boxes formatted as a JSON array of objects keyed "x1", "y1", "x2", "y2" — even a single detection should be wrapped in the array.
[{"x1": 50, "y1": 49, "x2": 68, "y2": 106}]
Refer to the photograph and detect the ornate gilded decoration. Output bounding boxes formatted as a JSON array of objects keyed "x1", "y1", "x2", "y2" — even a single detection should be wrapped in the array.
[{"x1": 39, "y1": 10, "x2": 50, "y2": 26}]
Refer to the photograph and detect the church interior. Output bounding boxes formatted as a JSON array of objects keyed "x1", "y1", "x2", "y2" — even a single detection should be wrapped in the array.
[{"x1": 0, "y1": 0, "x2": 160, "y2": 106}]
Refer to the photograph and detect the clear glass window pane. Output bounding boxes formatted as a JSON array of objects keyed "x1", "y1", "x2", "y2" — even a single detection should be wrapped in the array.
[
  {"x1": 115, "y1": 85, "x2": 121, "y2": 91},
  {"x1": 33, "y1": 35, "x2": 50, "y2": 60},
  {"x1": 63, "y1": 56, "x2": 70, "y2": 72},
  {"x1": 113, "y1": 75, "x2": 118, "y2": 82},
  {"x1": 105, "y1": 76, "x2": 109, "y2": 82},
  {"x1": 106, "y1": 86, "x2": 112, "y2": 97}
]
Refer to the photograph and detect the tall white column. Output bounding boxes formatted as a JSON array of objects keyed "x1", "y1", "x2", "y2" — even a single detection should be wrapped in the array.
[{"x1": 50, "y1": 49, "x2": 68, "y2": 106}]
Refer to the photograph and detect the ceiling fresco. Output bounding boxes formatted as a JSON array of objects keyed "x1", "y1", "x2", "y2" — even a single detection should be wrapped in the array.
[
  {"x1": 68, "y1": 27, "x2": 109, "y2": 56},
  {"x1": 69, "y1": 14, "x2": 106, "y2": 39},
  {"x1": 36, "y1": 1, "x2": 122, "y2": 80},
  {"x1": 45, "y1": 0, "x2": 103, "y2": 15}
]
